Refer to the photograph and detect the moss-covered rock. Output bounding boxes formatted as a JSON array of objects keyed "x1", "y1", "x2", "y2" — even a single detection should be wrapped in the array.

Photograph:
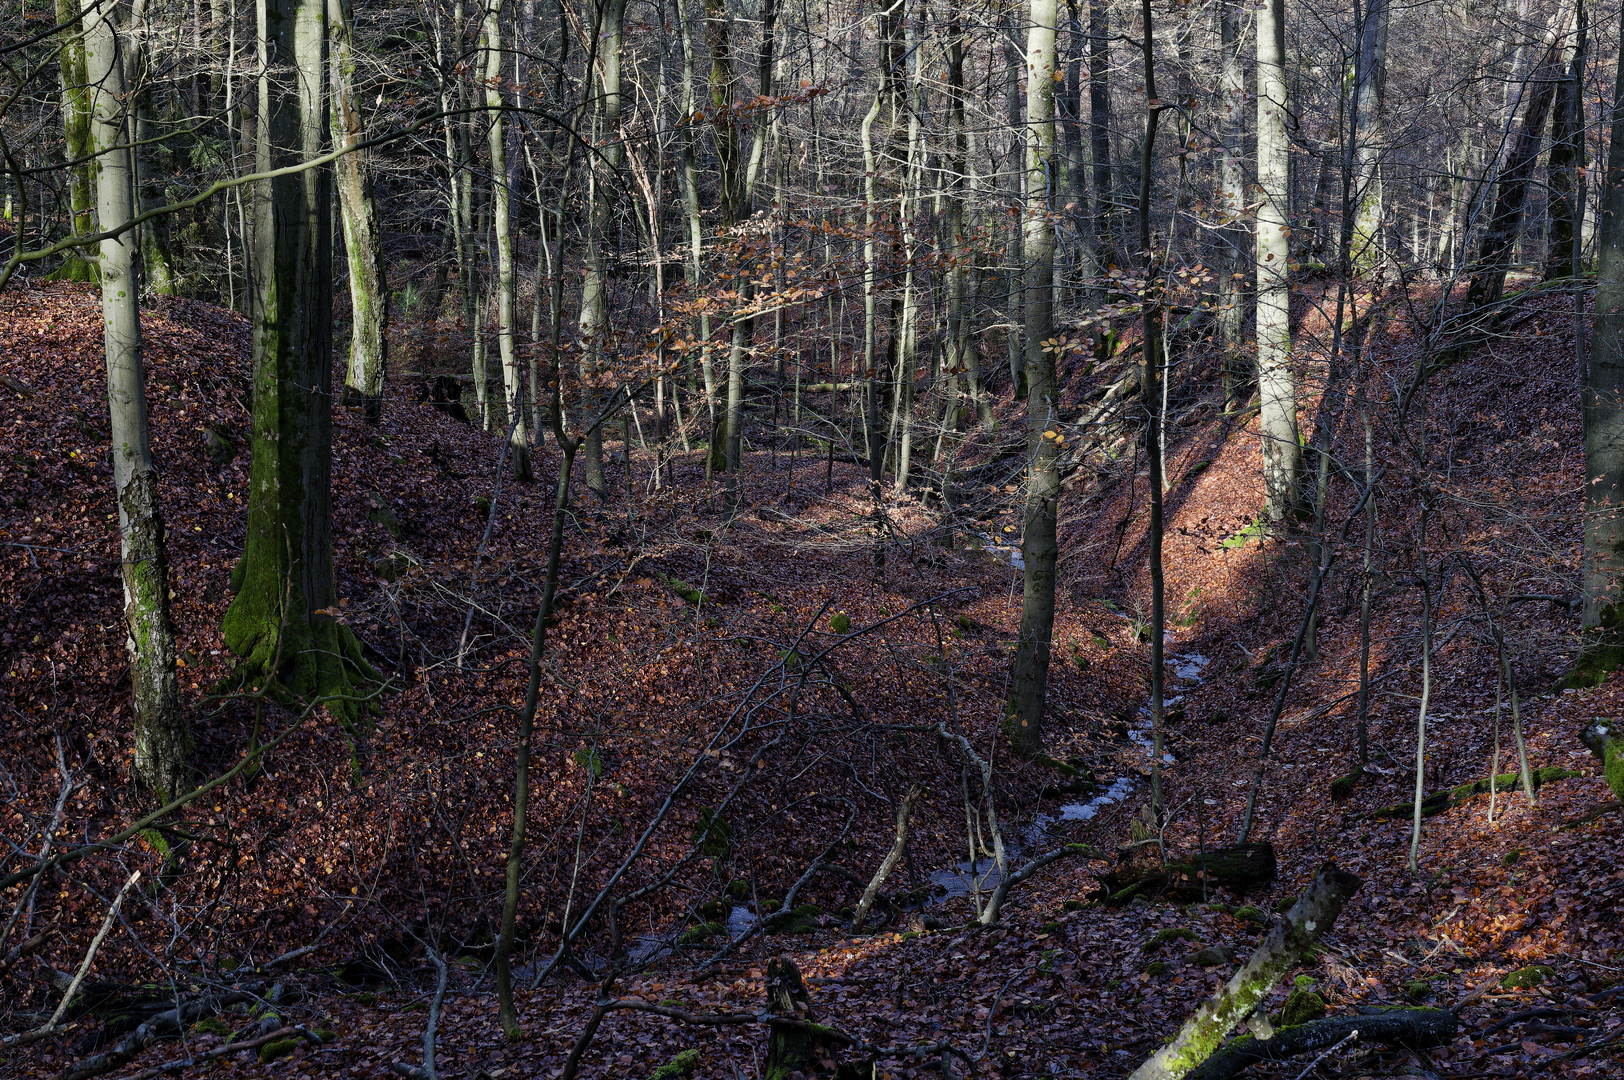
[
  {"x1": 1501, "y1": 965, "x2": 1554, "y2": 990},
  {"x1": 1188, "y1": 946, "x2": 1235, "y2": 968},
  {"x1": 1404, "y1": 978, "x2": 1433, "y2": 1002},
  {"x1": 258, "y1": 1037, "x2": 301, "y2": 1063},
  {"x1": 1329, "y1": 767, "x2": 1363, "y2": 801},
  {"x1": 1279, "y1": 987, "x2": 1328, "y2": 1025},
  {"x1": 1233, "y1": 905, "x2": 1268, "y2": 925},
  {"x1": 1146, "y1": 961, "x2": 1168, "y2": 976},
  {"x1": 1144, "y1": 927, "x2": 1199, "y2": 952},
  {"x1": 648, "y1": 1048, "x2": 700, "y2": 1079}
]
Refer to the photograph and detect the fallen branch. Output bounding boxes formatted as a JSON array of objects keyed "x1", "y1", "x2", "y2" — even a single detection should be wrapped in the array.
[
  {"x1": 117, "y1": 1026, "x2": 306, "y2": 1080},
  {"x1": 1187, "y1": 1010, "x2": 1456, "y2": 1080},
  {"x1": 851, "y1": 784, "x2": 922, "y2": 933},
  {"x1": 54, "y1": 990, "x2": 260, "y2": 1080},
  {"x1": 978, "y1": 843, "x2": 1110, "y2": 926},
  {"x1": 0, "y1": 916, "x2": 60, "y2": 975},
  {"x1": 1129, "y1": 862, "x2": 1363, "y2": 1080},
  {"x1": 389, "y1": 949, "x2": 449, "y2": 1080}
]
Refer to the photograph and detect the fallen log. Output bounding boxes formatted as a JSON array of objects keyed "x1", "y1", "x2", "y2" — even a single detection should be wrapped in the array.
[
  {"x1": 1185, "y1": 1009, "x2": 1456, "y2": 1080},
  {"x1": 1128, "y1": 861, "x2": 1362, "y2": 1080},
  {"x1": 55, "y1": 990, "x2": 261, "y2": 1080},
  {"x1": 1094, "y1": 844, "x2": 1276, "y2": 905},
  {"x1": 1362, "y1": 766, "x2": 1581, "y2": 821}
]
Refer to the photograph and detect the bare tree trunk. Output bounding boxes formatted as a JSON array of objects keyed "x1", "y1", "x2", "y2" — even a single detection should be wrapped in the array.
[
  {"x1": 1349, "y1": 0, "x2": 1390, "y2": 281},
  {"x1": 54, "y1": 0, "x2": 96, "y2": 281},
  {"x1": 84, "y1": 0, "x2": 188, "y2": 798},
  {"x1": 484, "y1": 0, "x2": 532, "y2": 480},
  {"x1": 331, "y1": 0, "x2": 389, "y2": 423},
  {"x1": 225, "y1": 0, "x2": 375, "y2": 719},
  {"x1": 1005, "y1": 0, "x2": 1059, "y2": 754},
  {"x1": 943, "y1": 17, "x2": 991, "y2": 431},
  {"x1": 1256, "y1": 0, "x2": 1301, "y2": 523},
  {"x1": 578, "y1": 0, "x2": 625, "y2": 500},
  {"x1": 1216, "y1": 0, "x2": 1247, "y2": 408},
  {"x1": 1545, "y1": 0, "x2": 1587, "y2": 281}
]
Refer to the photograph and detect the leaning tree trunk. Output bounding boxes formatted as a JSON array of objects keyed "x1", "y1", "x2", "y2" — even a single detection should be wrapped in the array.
[
  {"x1": 1129, "y1": 862, "x2": 1363, "y2": 1080},
  {"x1": 1464, "y1": 2, "x2": 1578, "y2": 310},
  {"x1": 944, "y1": 18, "x2": 992, "y2": 431},
  {"x1": 224, "y1": 0, "x2": 375, "y2": 720},
  {"x1": 483, "y1": 0, "x2": 532, "y2": 481},
  {"x1": 1005, "y1": 0, "x2": 1059, "y2": 755},
  {"x1": 331, "y1": 0, "x2": 389, "y2": 423},
  {"x1": 84, "y1": 0, "x2": 188, "y2": 798},
  {"x1": 1255, "y1": 0, "x2": 1301, "y2": 523},
  {"x1": 1579, "y1": 0, "x2": 1624, "y2": 683}
]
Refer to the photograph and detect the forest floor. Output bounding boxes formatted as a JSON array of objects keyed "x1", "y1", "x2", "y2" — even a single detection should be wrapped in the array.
[{"x1": 2, "y1": 281, "x2": 1622, "y2": 1079}]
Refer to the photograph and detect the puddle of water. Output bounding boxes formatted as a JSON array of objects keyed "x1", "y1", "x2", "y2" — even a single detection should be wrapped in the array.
[
  {"x1": 930, "y1": 855, "x2": 1006, "y2": 900},
  {"x1": 727, "y1": 905, "x2": 758, "y2": 935}
]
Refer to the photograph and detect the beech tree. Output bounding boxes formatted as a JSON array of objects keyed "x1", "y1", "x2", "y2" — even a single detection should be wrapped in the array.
[
  {"x1": 222, "y1": 0, "x2": 374, "y2": 713},
  {"x1": 83, "y1": 0, "x2": 188, "y2": 797}
]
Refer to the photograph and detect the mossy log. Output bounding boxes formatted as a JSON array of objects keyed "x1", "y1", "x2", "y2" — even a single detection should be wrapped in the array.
[
  {"x1": 764, "y1": 957, "x2": 821, "y2": 1080},
  {"x1": 1364, "y1": 767, "x2": 1581, "y2": 820},
  {"x1": 1095, "y1": 844, "x2": 1277, "y2": 905},
  {"x1": 1128, "y1": 862, "x2": 1363, "y2": 1080},
  {"x1": 1185, "y1": 1008, "x2": 1457, "y2": 1080}
]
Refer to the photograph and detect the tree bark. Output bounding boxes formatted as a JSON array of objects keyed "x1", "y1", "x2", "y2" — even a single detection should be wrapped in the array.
[
  {"x1": 1545, "y1": 0, "x2": 1587, "y2": 281},
  {"x1": 1005, "y1": 0, "x2": 1060, "y2": 754},
  {"x1": 1349, "y1": 0, "x2": 1391, "y2": 281},
  {"x1": 84, "y1": 0, "x2": 188, "y2": 799},
  {"x1": 1465, "y1": 2, "x2": 1579, "y2": 309},
  {"x1": 1255, "y1": 0, "x2": 1301, "y2": 523},
  {"x1": 331, "y1": 0, "x2": 389, "y2": 423},
  {"x1": 54, "y1": 0, "x2": 96, "y2": 282},
  {"x1": 1216, "y1": 0, "x2": 1247, "y2": 409}
]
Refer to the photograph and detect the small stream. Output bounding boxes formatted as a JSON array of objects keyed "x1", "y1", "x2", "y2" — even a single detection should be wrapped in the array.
[
  {"x1": 927, "y1": 649, "x2": 1210, "y2": 903},
  {"x1": 624, "y1": 638, "x2": 1211, "y2": 957}
]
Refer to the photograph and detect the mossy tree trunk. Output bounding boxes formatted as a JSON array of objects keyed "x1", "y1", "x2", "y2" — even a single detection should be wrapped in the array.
[
  {"x1": 1544, "y1": 1, "x2": 1586, "y2": 282},
  {"x1": 84, "y1": 0, "x2": 189, "y2": 799},
  {"x1": 331, "y1": 0, "x2": 389, "y2": 423},
  {"x1": 55, "y1": 0, "x2": 96, "y2": 281},
  {"x1": 1583, "y1": 719, "x2": 1624, "y2": 802},
  {"x1": 224, "y1": 0, "x2": 374, "y2": 720},
  {"x1": 1129, "y1": 863, "x2": 1363, "y2": 1080},
  {"x1": 1005, "y1": 0, "x2": 1059, "y2": 755}
]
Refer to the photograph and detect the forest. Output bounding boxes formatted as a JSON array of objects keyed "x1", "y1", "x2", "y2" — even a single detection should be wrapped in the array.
[{"x1": 2, "y1": 0, "x2": 1624, "y2": 1074}]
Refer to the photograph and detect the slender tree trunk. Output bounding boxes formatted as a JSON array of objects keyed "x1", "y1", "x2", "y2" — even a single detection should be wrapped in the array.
[
  {"x1": 331, "y1": 0, "x2": 389, "y2": 423},
  {"x1": 1005, "y1": 0, "x2": 1059, "y2": 755},
  {"x1": 84, "y1": 0, "x2": 188, "y2": 798},
  {"x1": 1256, "y1": 0, "x2": 1301, "y2": 523},
  {"x1": 944, "y1": 18, "x2": 991, "y2": 432},
  {"x1": 1217, "y1": 0, "x2": 1247, "y2": 408},
  {"x1": 484, "y1": 0, "x2": 533, "y2": 480},
  {"x1": 1087, "y1": 0, "x2": 1113, "y2": 265},
  {"x1": 1003, "y1": 11, "x2": 1025, "y2": 394}
]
